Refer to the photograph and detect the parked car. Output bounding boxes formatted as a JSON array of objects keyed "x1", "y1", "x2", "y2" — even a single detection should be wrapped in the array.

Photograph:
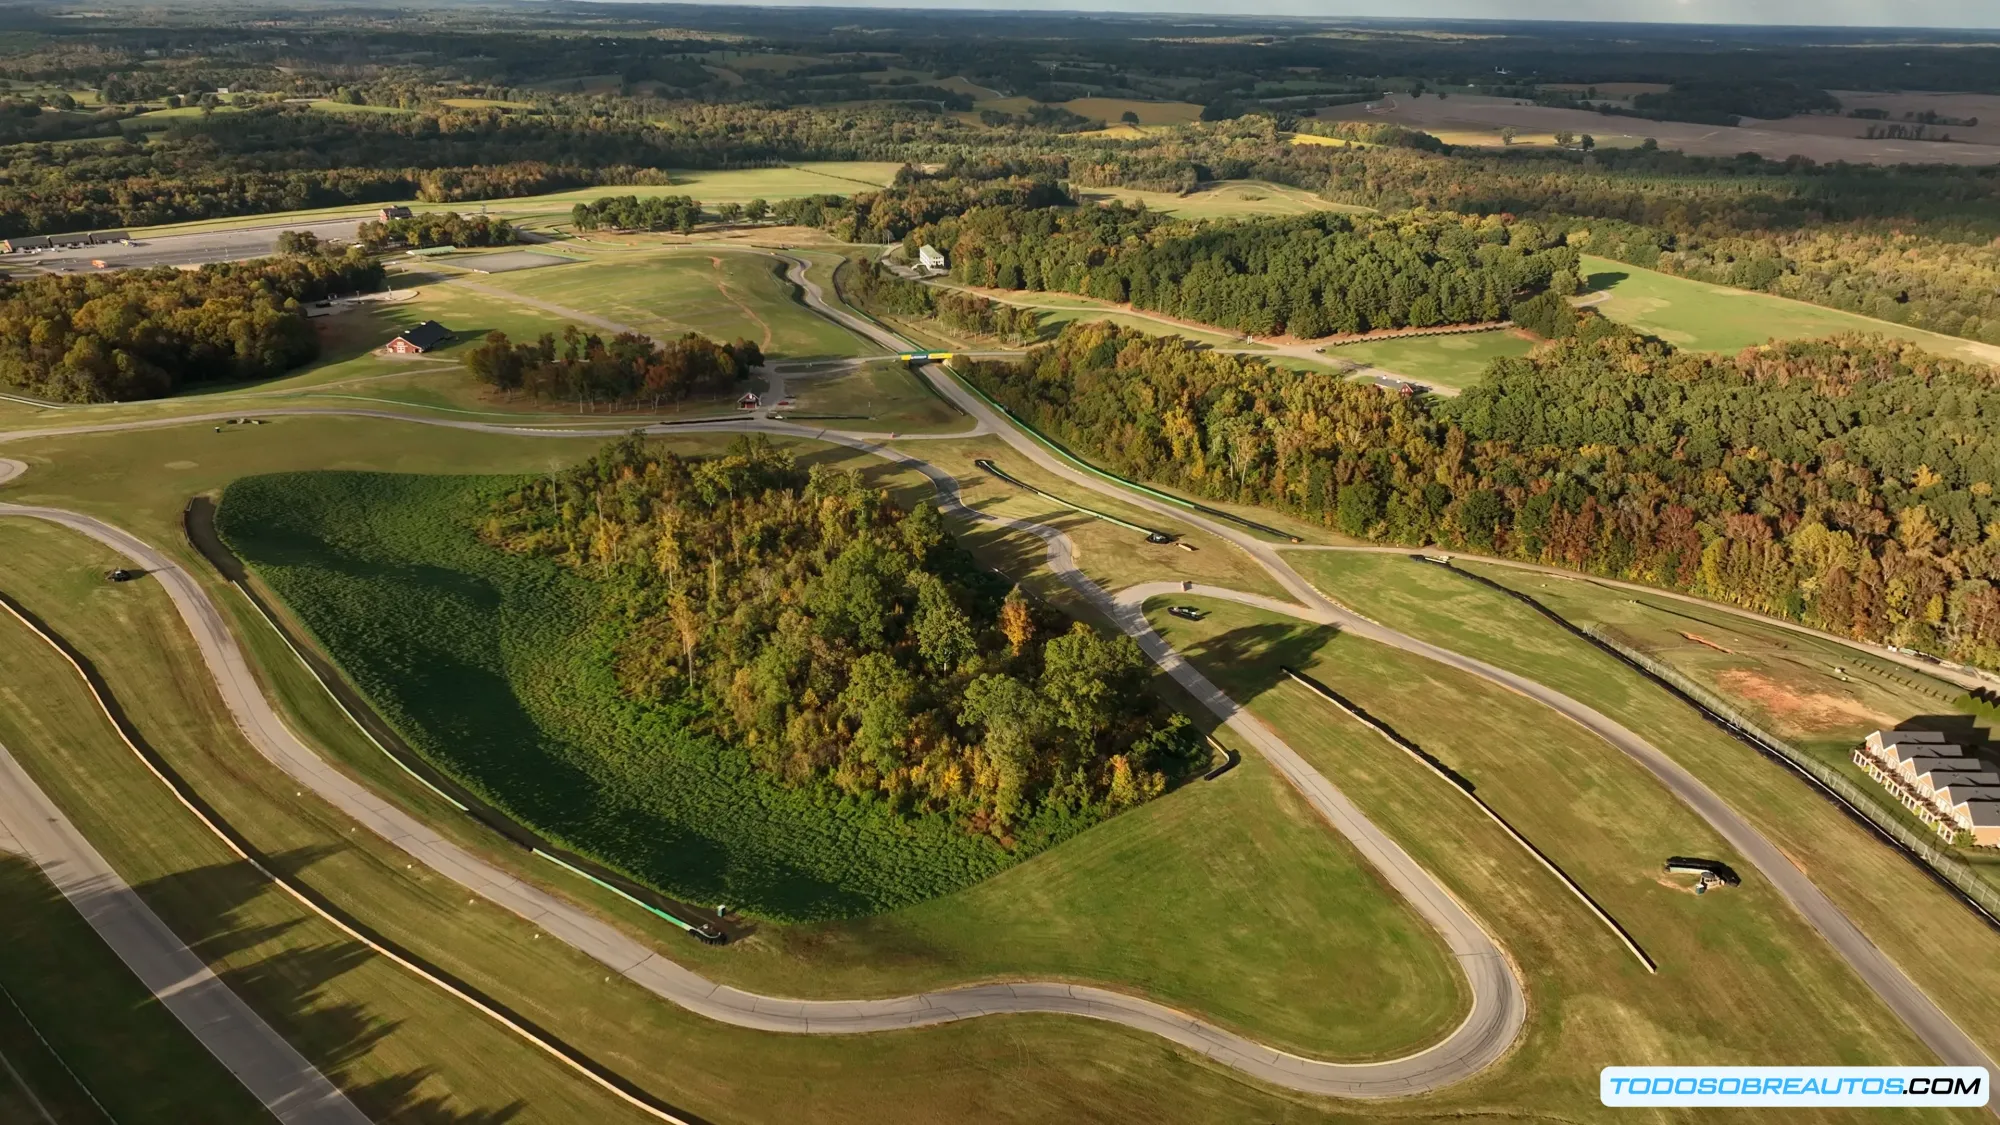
[
  {"x1": 1168, "y1": 605, "x2": 1206, "y2": 621},
  {"x1": 106, "y1": 568, "x2": 139, "y2": 582}
]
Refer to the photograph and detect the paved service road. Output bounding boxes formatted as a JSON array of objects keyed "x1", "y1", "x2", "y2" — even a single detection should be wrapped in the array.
[
  {"x1": 0, "y1": 739, "x2": 368, "y2": 1125},
  {"x1": 12, "y1": 219, "x2": 366, "y2": 275},
  {"x1": 765, "y1": 271, "x2": 2000, "y2": 1086}
]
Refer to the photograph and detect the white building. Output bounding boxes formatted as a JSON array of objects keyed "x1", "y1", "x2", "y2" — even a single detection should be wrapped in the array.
[{"x1": 917, "y1": 245, "x2": 947, "y2": 273}]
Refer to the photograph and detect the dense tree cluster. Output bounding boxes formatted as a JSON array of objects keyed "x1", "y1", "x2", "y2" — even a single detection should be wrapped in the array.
[
  {"x1": 480, "y1": 435, "x2": 1195, "y2": 838},
  {"x1": 0, "y1": 250, "x2": 383, "y2": 402},
  {"x1": 569, "y1": 194, "x2": 705, "y2": 234},
  {"x1": 810, "y1": 167, "x2": 1073, "y2": 243},
  {"x1": 464, "y1": 327, "x2": 760, "y2": 407},
  {"x1": 838, "y1": 258, "x2": 1042, "y2": 343},
  {"x1": 969, "y1": 322, "x2": 2000, "y2": 669},
  {"x1": 356, "y1": 211, "x2": 514, "y2": 250},
  {"x1": 903, "y1": 200, "x2": 1577, "y2": 338}
]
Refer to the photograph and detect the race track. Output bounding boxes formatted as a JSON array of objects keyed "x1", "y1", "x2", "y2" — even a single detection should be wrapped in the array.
[{"x1": 0, "y1": 244, "x2": 1993, "y2": 1115}]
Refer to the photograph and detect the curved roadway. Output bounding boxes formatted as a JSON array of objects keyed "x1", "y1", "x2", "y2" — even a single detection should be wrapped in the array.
[
  {"x1": 0, "y1": 443, "x2": 1524, "y2": 1099},
  {"x1": 0, "y1": 246, "x2": 1992, "y2": 1105}
]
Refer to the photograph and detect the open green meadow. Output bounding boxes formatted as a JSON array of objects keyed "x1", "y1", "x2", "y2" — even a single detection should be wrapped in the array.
[
  {"x1": 1583, "y1": 255, "x2": 2000, "y2": 364},
  {"x1": 470, "y1": 248, "x2": 875, "y2": 361},
  {"x1": 1143, "y1": 595, "x2": 1972, "y2": 1122},
  {"x1": 1288, "y1": 549, "x2": 2000, "y2": 1065},
  {"x1": 0, "y1": 523, "x2": 664, "y2": 1124},
  {"x1": 0, "y1": 519, "x2": 1475, "y2": 1125},
  {"x1": 0, "y1": 855, "x2": 272, "y2": 1123},
  {"x1": 0, "y1": 418, "x2": 1477, "y2": 1065},
  {"x1": 779, "y1": 359, "x2": 971, "y2": 432},
  {"x1": 1327, "y1": 330, "x2": 1535, "y2": 389}
]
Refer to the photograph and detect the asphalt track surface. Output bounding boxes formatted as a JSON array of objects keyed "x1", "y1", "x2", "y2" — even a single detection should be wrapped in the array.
[
  {"x1": 0, "y1": 736, "x2": 367, "y2": 1124},
  {"x1": 10, "y1": 219, "x2": 365, "y2": 274},
  {"x1": 0, "y1": 249, "x2": 1994, "y2": 1110}
]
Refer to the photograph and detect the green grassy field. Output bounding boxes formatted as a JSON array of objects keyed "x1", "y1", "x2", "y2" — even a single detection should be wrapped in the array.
[
  {"x1": 0, "y1": 525, "x2": 664, "y2": 1124},
  {"x1": 0, "y1": 520, "x2": 1489, "y2": 1125},
  {"x1": 1143, "y1": 595, "x2": 1975, "y2": 1122},
  {"x1": 120, "y1": 163, "x2": 903, "y2": 239},
  {"x1": 0, "y1": 426, "x2": 1479, "y2": 1067},
  {"x1": 1450, "y1": 561, "x2": 2000, "y2": 893},
  {"x1": 218, "y1": 469, "x2": 1021, "y2": 922},
  {"x1": 0, "y1": 855, "x2": 275, "y2": 1123},
  {"x1": 1288, "y1": 549, "x2": 2000, "y2": 1066},
  {"x1": 471, "y1": 248, "x2": 874, "y2": 361},
  {"x1": 1583, "y1": 255, "x2": 2000, "y2": 364},
  {"x1": 1327, "y1": 330, "x2": 1535, "y2": 390},
  {"x1": 780, "y1": 359, "x2": 971, "y2": 432}
]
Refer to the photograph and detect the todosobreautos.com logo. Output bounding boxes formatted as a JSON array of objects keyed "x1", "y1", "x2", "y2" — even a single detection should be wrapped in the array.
[{"x1": 1602, "y1": 1067, "x2": 1989, "y2": 1107}]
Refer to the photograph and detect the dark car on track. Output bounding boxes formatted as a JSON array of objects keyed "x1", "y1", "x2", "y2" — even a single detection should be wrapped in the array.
[{"x1": 1168, "y1": 605, "x2": 1206, "y2": 621}]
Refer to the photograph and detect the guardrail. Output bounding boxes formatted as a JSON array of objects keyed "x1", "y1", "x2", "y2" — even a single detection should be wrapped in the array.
[
  {"x1": 1590, "y1": 628, "x2": 2000, "y2": 927},
  {"x1": 1281, "y1": 665, "x2": 1657, "y2": 973},
  {"x1": 1415, "y1": 556, "x2": 2000, "y2": 932}
]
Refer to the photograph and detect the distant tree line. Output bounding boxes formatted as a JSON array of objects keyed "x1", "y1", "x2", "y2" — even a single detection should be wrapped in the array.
[
  {"x1": 569, "y1": 194, "x2": 705, "y2": 234},
  {"x1": 838, "y1": 257, "x2": 1042, "y2": 343},
  {"x1": 357, "y1": 211, "x2": 515, "y2": 249},
  {"x1": 0, "y1": 250, "x2": 383, "y2": 402},
  {"x1": 464, "y1": 327, "x2": 761, "y2": 407},
  {"x1": 481, "y1": 434, "x2": 1197, "y2": 839},
  {"x1": 893, "y1": 191, "x2": 1579, "y2": 338},
  {"x1": 969, "y1": 321, "x2": 2000, "y2": 669}
]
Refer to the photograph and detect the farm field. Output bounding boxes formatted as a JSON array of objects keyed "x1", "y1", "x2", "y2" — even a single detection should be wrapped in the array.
[
  {"x1": 118, "y1": 162, "x2": 903, "y2": 239},
  {"x1": 1314, "y1": 94, "x2": 2000, "y2": 165},
  {"x1": 0, "y1": 854, "x2": 272, "y2": 1123},
  {"x1": 0, "y1": 519, "x2": 1448, "y2": 1125},
  {"x1": 1142, "y1": 595, "x2": 1960, "y2": 1121},
  {"x1": 1287, "y1": 549, "x2": 2000, "y2": 1064},
  {"x1": 1078, "y1": 179, "x2": 1372, "y2": 220},
  {"x1": 1584, "y1": 256, "x2": 2000, "y2": 364},
  {"x1": 1326, "y1": 330, "x2": 1535, "y2": 390},
  {"x1": 1058, "y1": 97, "x2": 1204, "y2": 124}
]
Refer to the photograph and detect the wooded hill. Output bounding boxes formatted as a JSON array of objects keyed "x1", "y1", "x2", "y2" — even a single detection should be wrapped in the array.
[
  {"x1": 0, "y1": 249, "x2": 383, "y2": 402},
  {"x1": 480, "y1": 435, "x2": 1199, "y2": 843},
  {"x1": 969, "y1": 322, "x2": 2000, "y2": 669},
  {"x1": 892, "y1": 187, "x2": 1579, "y2": 338},
  {"x1": 464, "y1": 328, "x2": 761, "y2": 408}
]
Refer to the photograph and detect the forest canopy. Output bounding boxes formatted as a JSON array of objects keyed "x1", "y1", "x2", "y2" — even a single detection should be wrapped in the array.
[
  {"x1": 0, "y1": 249, "x2": 383, "y2": 402},
  {"x1": 969, "y1": 322, "x2": 2000, "y2": 670},
  {"x1": 480, "y1": 435, "x2": 1199, "y2": 840}
]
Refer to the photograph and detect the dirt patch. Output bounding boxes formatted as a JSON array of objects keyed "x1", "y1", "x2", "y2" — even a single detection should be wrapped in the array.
[
  {"x1": 1681, "y1": 632, "x2": 1735, "y2": 654},
  {"x1": 1714, "y1": 668, "x2": 1894, "y2": 737}
]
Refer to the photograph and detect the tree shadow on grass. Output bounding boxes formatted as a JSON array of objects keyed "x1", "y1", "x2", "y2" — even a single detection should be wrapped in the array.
[
  {"x1": 126, "y1": 849, "x2": 541, "y2": 1122},
  {"x1": 1584, "y1": 269, "x2": 1630, "y2": 292},
  {"x1": 4, "y1": 849, "x2": 547, "y2": 1124},
  {"x1": 1176, "y1": 619, "x2": 1343, "y2": 707}
]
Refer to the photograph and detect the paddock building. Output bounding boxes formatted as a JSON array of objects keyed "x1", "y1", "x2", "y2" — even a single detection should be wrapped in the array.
[{"x1": 1856, "y1": 729, "x2": 2000, "y2": 846}]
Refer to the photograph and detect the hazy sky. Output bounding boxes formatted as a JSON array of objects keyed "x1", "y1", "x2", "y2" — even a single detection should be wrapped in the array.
[{"x1": 684, "y1": 0, "x2": 2000, "y2": 29}]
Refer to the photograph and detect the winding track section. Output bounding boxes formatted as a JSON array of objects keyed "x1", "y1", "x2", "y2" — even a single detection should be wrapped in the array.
[
  {"x1": 0, "y1": 439, "x2": 1524, "y2": 1099},
  {"x1": 0, "y1": 246, "x2": 1992, "y2": 1105}
]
